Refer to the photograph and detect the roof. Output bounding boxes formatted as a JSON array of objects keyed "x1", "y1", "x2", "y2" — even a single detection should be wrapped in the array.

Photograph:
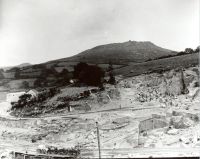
[
  {"x1": 27, "y1": 89, "x2": 39, "y2": 94},
  {"x1": 7, "y1": 91, "x2": 26, "y2": 95}
]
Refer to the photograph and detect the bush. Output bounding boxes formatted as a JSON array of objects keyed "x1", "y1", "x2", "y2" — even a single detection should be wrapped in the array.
[
  {"x1": 11, "y1": 88, "x2": 60, "y2": 111},
  {"x1": 46, "y1": 146, "x2": 80, "y2": 157},
  {"x1": 108, "y1": 73, "x2": 116, "y2": 85},
  {"x1": 194, "y1": 115, "x2": 199, "y2": 122},
  {"x1": 32, "y1": 64, "x2": 46, "y2": 69},
  {"x1": 194, "y1": 81, "x2": 199, "y2": 87},
  {"x1": 11, "y1": 94, "x2": 32, "y2": 109}
]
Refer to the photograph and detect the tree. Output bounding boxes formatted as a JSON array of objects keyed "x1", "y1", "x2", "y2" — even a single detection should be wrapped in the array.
[
  {"x1": 34, "y1": 78, "x2": 47, "y2": 87},
  {"x1": 56, "y1": 68, "x2": 70, "y2": 86},
  {"x1": 34, "y1": 79, "x2": 42, "y2": 87},
  {"x1": 73, "y1": 62, "x2": 105, "y2": 86},
  {"x1": 15, "y1": 94, "x2": 32, "y2": 108},
  {"x1": 22, "y1": 81, "x2": 29, "y2": 89},
  {"x1": 180, "y1": 69, "x2": 189, "y2": 94},
  {"x1": 32, "y1": 64, "x2": 46, "y2": 69},
  {"x1": 7, "y1": 67, "x2": 19, "y2": 72},
  {"x1": 33, "y1": 65, "x2": 49, "y2": 87},
  {"x1": 82, "y1": 65, "x2": 105, "y2": 86},
  {"x1": 19, "y1": 94, "x2": 32, "y2": 101},
  {"x1": 40, "y1": 67, "x2": 53, "y2": 79},
  {"x1": 8, "y1": 67, "x2": 21, "y2": 79},
  {"x1": 107, "y1": 63, "x2": 116, "y2": 85},
  {"x1": 59, "y1": 68, "x2": 69, "y2": 79},
  {"x1": 73, "y1": 62, "x2": 88, "y2": 79},
  {"x1": 177, "y1": 51, "x2": 186, "y2": 56},
  {"x1": 108, "y1": 73, "x2": 116, "y2": 85},
  {"x1": 185, "y1": 48, "x2": 194, "y2": 54},
  {"x1": 0, "y1": 69, "x2": 4, "y2": 79},
  {"x1": 107, "y1": 62, "x2": 113, "y2": 72},
  {"x1": 195, "y1": 46, "x2": 200, "y2": 53},
  {"x1": 48, "y1": 66, "x2": 58, "y2": 76}
]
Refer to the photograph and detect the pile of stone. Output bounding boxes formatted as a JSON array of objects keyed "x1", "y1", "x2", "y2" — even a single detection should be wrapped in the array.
[{"x1": 37, "y1": 145, "x2": 80, "y2": 157}]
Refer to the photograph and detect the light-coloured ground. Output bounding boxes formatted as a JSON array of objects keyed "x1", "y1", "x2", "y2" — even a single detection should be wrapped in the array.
[{"x1": 0, "y1": 67, "x2": 199, "y2": 158}]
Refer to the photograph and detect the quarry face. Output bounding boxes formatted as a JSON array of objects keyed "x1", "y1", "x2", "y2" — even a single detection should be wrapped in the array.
[{"x1": 0, "y1": 66, "x2": 200, "y2": 158}]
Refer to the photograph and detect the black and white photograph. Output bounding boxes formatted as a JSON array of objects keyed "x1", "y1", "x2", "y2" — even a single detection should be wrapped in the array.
[{"x1": 0, "y1": 0, "x2": 199, "y2": 158}]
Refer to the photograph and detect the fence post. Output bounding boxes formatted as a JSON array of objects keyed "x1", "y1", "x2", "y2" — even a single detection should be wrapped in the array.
[
  {"x1": 96, "y1": 122, "x2": 101, "y2": 159},
  {"x1": 152, "y1": 118, "x2": 154, "y2": 130},
  {"x1": 138, "y1": 127, "x2": 140, "y2": 146}
]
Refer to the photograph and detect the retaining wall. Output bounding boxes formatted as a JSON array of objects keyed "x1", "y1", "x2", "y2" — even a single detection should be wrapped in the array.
[{"x1": 139, "y1": 117, "x2": 168, "y2": 133}]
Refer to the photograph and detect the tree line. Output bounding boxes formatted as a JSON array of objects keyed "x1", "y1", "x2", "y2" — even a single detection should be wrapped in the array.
[
  {"x1": 1, "y1": 62, "x2": 116, "y2": 88},
  {"x1": 11, "y1": 87, "x2": 61, "y2": 110},
  {"x1": 146, "y1": 46, "x2": 200, "y2": 62}
]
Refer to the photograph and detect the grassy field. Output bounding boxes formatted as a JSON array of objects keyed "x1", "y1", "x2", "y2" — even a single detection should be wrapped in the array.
[
  {"x1": 1, "y1": 52, "x2": 198, "y2": 91},
  {"x1": 114, "y1": 53, "x2": 199, "y2": 77}
]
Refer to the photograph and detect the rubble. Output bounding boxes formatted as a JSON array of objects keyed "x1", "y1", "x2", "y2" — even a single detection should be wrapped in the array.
[
  {"x1": 167, "y1": 129, "x2": 179, "y2": 135},
  {"x1": 36, "y1": 145, "x2": 81, "y2": 158},
  {"x1": 0, "y1": 151, "x2": 12, "y2": 159},
  {"x1": 0, "y1": 66, "x2": 199, "y2": 156},
  {"x1": 170, "y1": 116, "x2": 193, "y2": 129}
]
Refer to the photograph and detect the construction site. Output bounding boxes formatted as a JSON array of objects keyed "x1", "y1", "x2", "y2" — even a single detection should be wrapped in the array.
[{"x1": 0, "y1": 66, "x2": 199, "y2": 158}]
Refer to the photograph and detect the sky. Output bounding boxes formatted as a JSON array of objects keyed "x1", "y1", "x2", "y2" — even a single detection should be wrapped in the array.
[{"x1": 0, "y1": 0, "x2": 199, "y2": 67}]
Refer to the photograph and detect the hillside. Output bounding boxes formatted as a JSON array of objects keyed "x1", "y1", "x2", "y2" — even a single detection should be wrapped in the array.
[
  {"x1": 114, "y1": 52, "x2": 199, "y2": 76},
  {"x1": 1, "y1": 63, "x2": 32, "y2": 71},
  {"x1": 0, "y1": 41, "x2": 198, "y2": 90},
  {"x1": 49, "y1": 41, "x2": 177, "y2": 64}
]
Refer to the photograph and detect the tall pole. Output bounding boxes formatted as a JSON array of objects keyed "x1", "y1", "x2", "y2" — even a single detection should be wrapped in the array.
[
  {"x1": 138, "y1": 127, "x2": 140, "y2": 146},
  {"x1": 152, "y1": 118, "x2": 154, "y2": 130},
  {"x1": 96, "y1": 122, "x2": 101, "y2": 159}
]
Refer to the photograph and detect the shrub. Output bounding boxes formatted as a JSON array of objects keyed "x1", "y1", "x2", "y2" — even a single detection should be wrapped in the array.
[
  {"x1": 194, "y1": 115, "x2": 199, "y2": 122},
  {"x1": 192, "y1": 68, "x2": 199, "y2": 76},
  {"x1": 11, "y1": 94, "x2": 32, "y2": 109},
  {"x1": 194, "y1": 81, "x2": 199, "y2": 87}
]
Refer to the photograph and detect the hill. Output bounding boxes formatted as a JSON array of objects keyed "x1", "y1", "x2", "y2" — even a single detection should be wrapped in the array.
[
  {"x1": 1, "y1": 63, "x2": 32, "y2": 71},
  {"x1": 0, "y1": 41, "x2": 198, "y2": 90},
  {"x1": 49, "y1": 41, "x2": 177, "y2": 65}
]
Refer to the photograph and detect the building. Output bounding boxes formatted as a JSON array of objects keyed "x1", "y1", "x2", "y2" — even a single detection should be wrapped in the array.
[
  {"x1": 6, "y1": 92, "x2": 26, "y2": 103},
  {"x1": 6, "y1": 89, "x2": 39, "y2": 103},
  {"x1": 69, "y1": 79, "x2": 78, "y2": 84},
  {"x1": 26, "y1": 89, "x2": 39, "y2": 98}
]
